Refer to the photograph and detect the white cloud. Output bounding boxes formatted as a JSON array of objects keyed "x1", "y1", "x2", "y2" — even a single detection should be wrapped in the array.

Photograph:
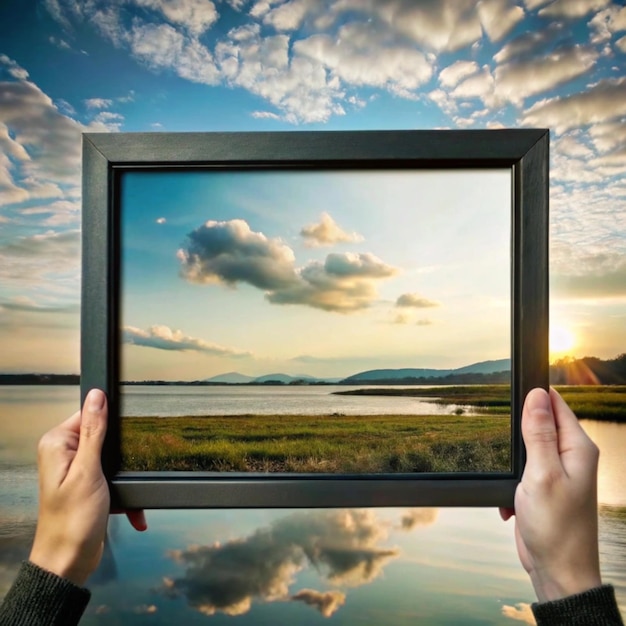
[
  {"x1": 84, "y1": 98, "x2": 113, "y2": 109},
  {"x1": 216, "y1": 28, "x2": 343, "y2": 123},
  {"x1": 0, "y1": 230, "x2": 80, "y2": 290},
  {"x1": 588, "y1": 121, "x2": 626, "y2": 152},
  {"x1": 616, "y1": 35, "x2": 626, "y2": 52},
  {"x1": 134, "y1": 0, "x2": 218, "y2": 36},
  {"x1": 523, "y1": 0, "x2": 551, "y2": 8},
  {"x1": 554, "y1": 133, "x2": 593, "y2": 158},
  {"x1": 178, "y1": 219, "x2": 398, "y2": 313},
  {"x1": 495, "y1": 46, "x2": 598, "y2": 104},
  {"x1": 300, "y1": 212, "x2": 363, "y2": 247},
  {"x1": 493, "y1": 23, "x2": 563, "y2": 63},
  {"x1": 0, "y1": 55, "x2": 29, "y2": 80},
  {"x1": 539, "y1": 0, "x2": 611, "y2": 18},
  {"x1": 396, "y1": 293, "x2": 439, "y2": 308},
  {"x1": 122, "y1": 324, "x2": 252, "y2": 356},
  {"x1": 129, "y1": 22, "x2": 220, "y2": 85},
  {"x1": 439, "y1": 60, "x2": 479, "y2": 89},
  {"x1": 522, "y1": 76, "x2": 626, "y2": 133},
  {"x1": 0, "y1": 81, "x2": 82, "y2": 184},
  {"x1": 295, "y1": 23, "x2": 433, "y2": 95},
  {"x1": 478, "y1": 0, "x2": 525, "y2": 42},
  {"x1": 332, "y1": 0, "x2": 483, "y2": 53},
  {"x1": 261, "y1": 0, "x2": 319, "y2": 31},
  {"x1": 450, "y1": 66, "x2": 494, "y2": 102},
  {"x1": 501, "y1": 602, "x2": 536, "y2": 625}
]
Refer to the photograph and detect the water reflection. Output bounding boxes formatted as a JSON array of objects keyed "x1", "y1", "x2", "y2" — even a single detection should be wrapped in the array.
[
  {"x1": 1, "y1": 387, "x2": 624, "y2": 624},
  {"x1": 159, "y1": 508, "x2": 436, "y2": 618}
]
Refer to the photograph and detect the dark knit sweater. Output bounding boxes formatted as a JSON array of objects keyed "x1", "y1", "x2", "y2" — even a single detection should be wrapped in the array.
[
  {"x1": 0, "y1": 562, "x2": 90, "y2": 626},
  {"x1": 0, "y1": 561, "x2": 623, "y2": 625},
  {"x1": 532, "y1": 584, "x2": 624, "y2": 626}
]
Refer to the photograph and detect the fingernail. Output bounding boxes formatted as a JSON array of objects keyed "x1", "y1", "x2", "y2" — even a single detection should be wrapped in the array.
[
  {"x1": 526, "y1": 388, "x2": 551, "y2": 413},
  {"x1": 87, "y1": 388, "x2": 106, "y2": 411}
]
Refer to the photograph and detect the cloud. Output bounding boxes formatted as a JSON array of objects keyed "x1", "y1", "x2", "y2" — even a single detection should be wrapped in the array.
[
  {"x1": 260, "y1": 0, "x2": 320, "y2": 31},
  {"x1": 216, "y1": 26, "x2": 344, "y2": 123},
  {"x1": 494, "y1": 45, "x2": 598, "y2": 105},
  {"x1": 0, "y1": 55, "x2": 29, "y2": 80},
  {"x1": 122, "y1": 324, "x2": 252, "y2": 357},
  {"x1": 492, "y1": 23, "x2": 564, "y2": 64},
  {"x1": 134, "y1": 0, "x2": 218, "y2": 36},
  {"x1": 133, "y1": 604, "x2": 158, "y2": 614},
  {"x1": 0, "y1": 296, "x2": 78, "y2": 314},
  {"x1": 84, "y1": 97, "x2": 113, "y2": 109},
  {"x1": 156, "y1": 217, "x2": 166, "y2": 224},
  {"x1": 396, "y1": 293, "x2": 439, "y2": 308},
  {"x1": 501, "y1": 602, "x2": 536, "y2": 624},
  {"x1": 291, "y1": 589, "x2": 345, "y2": 617},
  {"x1": 398, "y1": 508, "x2": 439, "y2": 531},
  {"x1": 439, "y1": 60, "x2": 479, "y2": 88},
  {"x1": 300, "y1": 212, "x2": 363, "y2": 247},
  {"x1": 588, "y1": 5, "x2": 626, "y2": 43},
  {"x1": 0, "y1": 230, "x2": 80, "y2": 289},
  {"x1": 331, "y1": 0, "x2": 483, "y2": 53},
  {"x1": 616, "y1": 35, "x2": 626, "y2": 53},
  {"x1": 160, "y1": 509, "x2": 399, "y2": 617},
  {"x1": 177, "y1": 219, "x2": 298, "y2": 289},
  {"x1": 129, "y1": 21, "x2": 220, "y2": 85},
  {"x1": 522, "y1": 76, "x2": 626, "y2": 133},
  {"x1": 416, "y1": 318, "x2": 433, "y2": 326},
  {"x1": 478, "y1": 0, "x2": 525, "y2": 42},
  {"x1": 538, "y1": 0, "x2": 611, "y2": 19},
  {"x1": 295, "y1": 22, "x2": 433, "y2": 96},
  {"x1": 178, "y1": 219, "x2": 398, "y2": 313},
  {"x1": 266, "y1": 252, "x2": 398, "y2": 312}
]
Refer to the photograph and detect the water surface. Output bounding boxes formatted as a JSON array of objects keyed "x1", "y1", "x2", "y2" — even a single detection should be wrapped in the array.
[{"x1": 1, "y1": 386, "x2": 624, "y2": 624}]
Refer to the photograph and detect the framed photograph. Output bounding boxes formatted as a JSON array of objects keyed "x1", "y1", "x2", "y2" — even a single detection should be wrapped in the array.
[{"x1": 81, "y1": 129, "x2": 549, "y2": 509}]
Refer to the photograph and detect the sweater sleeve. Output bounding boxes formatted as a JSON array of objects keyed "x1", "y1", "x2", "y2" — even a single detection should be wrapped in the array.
[
  {"x1": 0, "y1": 561, "x2": 90, "y2": 626},
  {"x1": 532, "y1": 584, "x2": 624, "y2": 626}
]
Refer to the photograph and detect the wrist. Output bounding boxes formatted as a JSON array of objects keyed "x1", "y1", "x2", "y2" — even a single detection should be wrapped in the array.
[
  {"x1": 531, "y1": 568, "x2": 603, "y2": 603},
  {"x1": 29, "y1": 542, "x2": 92, "y2": 587}
]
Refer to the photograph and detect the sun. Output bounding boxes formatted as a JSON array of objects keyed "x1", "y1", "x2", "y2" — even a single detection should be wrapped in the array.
[{"x1": 549, "y1": 324, "x2": 576, "y2": 359}]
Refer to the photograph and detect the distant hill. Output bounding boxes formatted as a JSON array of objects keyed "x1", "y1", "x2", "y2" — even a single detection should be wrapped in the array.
[
  {"x1": 204, "y1": 372, "x2": 255, "y2": 384},
  {"x1": 341, "y1": 358, "x2": 511, "y2": 384}
]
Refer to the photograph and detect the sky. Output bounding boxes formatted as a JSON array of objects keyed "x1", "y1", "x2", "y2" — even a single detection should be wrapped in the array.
[
  {"x1": 0, "y1": 0, "x2": 625, "y2": 375},
  {"x1": 120, "y1": 168, "x2": 511, "y2": 379}
]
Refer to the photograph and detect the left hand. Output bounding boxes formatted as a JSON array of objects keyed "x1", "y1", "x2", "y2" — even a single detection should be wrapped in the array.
[{"x1": 29, "y1": 389, "x2": 146, "y2": 586}]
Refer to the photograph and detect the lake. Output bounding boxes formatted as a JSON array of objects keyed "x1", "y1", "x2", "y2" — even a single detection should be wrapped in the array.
[
  {"x1": 119, "y1": 384, "x2": 469, "y2": 416},
  {"x1": 1, "y1": 386, "x2": 624, "y2": 624}
]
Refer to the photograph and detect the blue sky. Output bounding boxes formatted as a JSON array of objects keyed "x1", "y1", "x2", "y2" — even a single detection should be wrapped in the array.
[
  {"x1": 120, "y1": 169, "x2": 510, "y2": 379},
  {"x1": 1, "y1": 0, "x2": 625, "y2": 373}
]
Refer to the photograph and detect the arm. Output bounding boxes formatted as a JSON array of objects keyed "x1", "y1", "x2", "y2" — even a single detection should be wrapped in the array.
[
  {"x1": 501, "y1": 388, "x2": 623, "y2": 625},
  {"x1": 0, "y1": 389, "x2": 146, "y2": 626}
]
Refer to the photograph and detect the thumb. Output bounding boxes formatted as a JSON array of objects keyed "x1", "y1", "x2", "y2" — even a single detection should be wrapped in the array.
[
  {"x1": 521, "y1": 387, "x2": 561, "y2": 479},
  {"x1": 76, "y1": 388, "x2": 108, "y2": 468}
]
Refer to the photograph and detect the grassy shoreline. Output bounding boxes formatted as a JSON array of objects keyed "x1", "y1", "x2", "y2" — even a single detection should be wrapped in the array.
[
  {"x1": 121, "y1": 412, "x2": 510, "y2": 473},
  {"x1": 333, "y1": 385, "x2": 626, "y2": 422}
]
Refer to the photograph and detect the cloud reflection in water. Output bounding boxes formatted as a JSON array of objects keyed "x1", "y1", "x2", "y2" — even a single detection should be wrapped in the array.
[{"x1": 160, "y1": 508, "x2": 437, "y2": 618}]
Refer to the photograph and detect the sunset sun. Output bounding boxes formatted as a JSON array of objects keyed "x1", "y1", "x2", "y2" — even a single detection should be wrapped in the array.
[{"x1": 549, "y1": 324, "x2": 576, "y2": 358}]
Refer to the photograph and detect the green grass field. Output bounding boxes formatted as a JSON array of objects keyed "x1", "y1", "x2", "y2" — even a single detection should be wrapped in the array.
[
  {"x1": 121, "y1": 385, "x2": 624, "y2": 473},
  {"x1": 121, "y1": 412, "x2": 511, "y2": 473},
  {"x1": 334, "y1": 385, "x2": 626, "y2": 421}
]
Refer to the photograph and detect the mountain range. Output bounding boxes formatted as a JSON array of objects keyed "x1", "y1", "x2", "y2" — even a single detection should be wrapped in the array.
[{"x1": 204, "y1": 358, "x2": 511, "y2": 385}]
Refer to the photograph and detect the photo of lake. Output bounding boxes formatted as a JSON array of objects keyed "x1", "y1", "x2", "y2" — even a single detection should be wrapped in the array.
[
  {"x1": 119, "y1": 168, "x2": 513, "y2": 474},
  {"x1": 1, "y1": 385, "x2": 624, "y2": 624}
]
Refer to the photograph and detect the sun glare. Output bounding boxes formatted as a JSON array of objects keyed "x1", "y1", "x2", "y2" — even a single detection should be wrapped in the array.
[{"x1": 549, "y1": 324, "x2": 576, "y2": 358}]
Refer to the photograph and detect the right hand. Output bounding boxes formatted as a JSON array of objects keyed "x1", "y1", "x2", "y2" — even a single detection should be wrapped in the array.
[{"x1": 500, "y1": 387, "x2": 602, "y2": 603}]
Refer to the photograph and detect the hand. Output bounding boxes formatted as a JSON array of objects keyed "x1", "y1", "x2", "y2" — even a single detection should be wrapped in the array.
[
  {"x1": 29, "y1": 389, "x2": 147, "y2": 587},
  {"x1": 500, "y1": 387, "x2": 601, "y2": 602}
]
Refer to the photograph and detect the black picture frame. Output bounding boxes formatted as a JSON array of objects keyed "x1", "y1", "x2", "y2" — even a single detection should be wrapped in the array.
[{"x1": 81, "y1": 129, "x2": 549, "y2": 509}]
